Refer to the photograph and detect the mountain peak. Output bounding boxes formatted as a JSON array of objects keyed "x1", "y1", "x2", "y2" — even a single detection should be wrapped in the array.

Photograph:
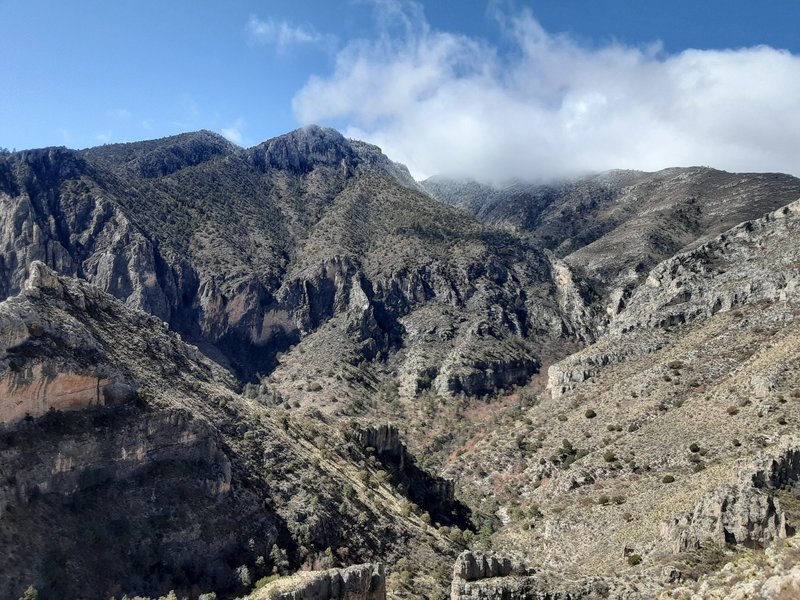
[
  {"x1": 248, "y1": 124, "x2": 357, "y2": 174},
  {"x1": 80, "y1": 130, "x2": 237, "y2": 178}
]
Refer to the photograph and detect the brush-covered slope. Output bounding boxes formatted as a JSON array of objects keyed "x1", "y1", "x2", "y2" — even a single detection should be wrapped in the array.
[
  {"x1": 430, "y1": 197, "x2": 800, "y2": 598},
  {"x1": 424, "y1": 169, "x2": 800, "y2": 311}
]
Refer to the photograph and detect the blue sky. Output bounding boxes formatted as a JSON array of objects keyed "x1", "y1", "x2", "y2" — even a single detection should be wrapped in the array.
[{"x1": 2, "y1": 1, "x2": 800, "y2": 180}]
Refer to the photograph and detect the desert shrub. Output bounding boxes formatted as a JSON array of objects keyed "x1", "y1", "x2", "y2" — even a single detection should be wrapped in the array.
[
  {"x1": 662, "y1": 475, "x2": 675, "y2": 484},
  {"x1": 627, "y1": 554, "x2": 642, "y2": 566},
  {"x1": 726, "y1": 406, "x2": 739, "y2": 416},
  {"x1": 604, "y1": 450, "x2": 617, "y2": 462},
  {"x1": 689, "y1": 443, "x2": 700, "y2": 453},
  {"x1": 19, "y1": 587, "x2": 38, "y2": 600},
  {"x1": 585, "y1": 409, "x2": 597, "y2": 419}
]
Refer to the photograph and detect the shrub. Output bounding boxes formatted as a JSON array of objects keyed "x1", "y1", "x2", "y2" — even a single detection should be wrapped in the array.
[
  {"x1": 689, "y1": 442, "x2": 700, "y2": 453},
  {"x1": 19, "y1": 587, "x2": 38, "y2": 600},
  {"x1": 662, "y1": 475, "x2": 675, "y2": 483},
  {"x1": 585, "y1": 409, "x2": 597, "y2": 419},
  {"x1": 726, "y1": 406, "x2": 739, "y2": 416},
  {"x1": 603, "y1": 450, "x2": 617, "y2": 463},
  {"x1": 732, "y1": 438, "x2": 741, "y2": 447},
  {"x1": 692, "y1": 463, "x2": 706, "y2": 473},
  {"x1": 558, "y1": 414, "x2": 568, "y2": 422},
  {"x1": 627, "y1": 554, "x2": 642, "y2": 566}
]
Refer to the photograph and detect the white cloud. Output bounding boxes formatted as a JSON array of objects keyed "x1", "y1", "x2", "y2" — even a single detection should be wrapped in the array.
[
  {"x1": 292, "y1": 2, "x2": 800, "y2": 182},
  {"x1": 247, "y1": 15, "x2": 334, "y2": 53},
  {"x1": 221, "y1": 118, "x2": 246, "y2": 145},
  {"x1": 106, "y1": 108, "x2": 131, "y2": 120}
]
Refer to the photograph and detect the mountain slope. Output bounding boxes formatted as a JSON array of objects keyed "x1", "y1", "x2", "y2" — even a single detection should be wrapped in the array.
[
  {"x1": 424, "y1": 168, "x2": 800, "y2": 313},
  {"x1": 433, "y1": 197, "x2": 800, "y2": 598},
  {"x1": 4, "y1": 127, "x2": 800, "y2": 599},
  {"x1": 0, "y1": 127, "x2": 590, "y2": 388},
  {"x1": 0, "y1": 262, "x2": 463, "y2": 599}
]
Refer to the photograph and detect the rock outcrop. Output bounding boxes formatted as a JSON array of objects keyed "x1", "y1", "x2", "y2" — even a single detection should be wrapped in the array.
[
  {"x1": 449, "y1": 551, "x2": 608, "y2": 600},
  {"x1": 662, "y1": 441, "x2": 800, "y2": 554},
  {"x1": 610, "y1": 199, "x2": 800, "y2": 336},
  {"x1": 249, "y1": 563, "x2": 385, "y2": 600},
  {"x1": 452, "y1": 551, "x2": 516, "y2": 583},
  {"x1": 359, "y1": 424, "x2": 470, "y2": 527},
  {"x1": 661, "y1": 486, "x2": 786, "y2": 553},
  {"x1": 743, "y1": 437, "x2": 800, "y2": 490}
]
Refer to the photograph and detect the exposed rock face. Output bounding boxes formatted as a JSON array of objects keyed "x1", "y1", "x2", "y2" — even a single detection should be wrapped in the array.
[
  {"x1": 250, "y1": 563, "x2": 385, "y2": 600},
  {"x1": 0, "y1": 404, "x2": 272, "y2": 600},
  {"x1": 546, "y1": 328, "x2": 665, "y2": 397},
  {"x1": 359, "y1": 424, "x2": 470, "y2": 527},
  {"x1": 449, "y1": 552, "x2": 607, "y2": 600},
  {"x1": 609, "y1": 199, "x2": 800, "y2": 335},
  {"x1": 661, "y1": 486, "x2": 786, "y2": 553},
  {"x1": 662, "y1": 441, "x2": 800, "y2": 554},
  {"x1": 0, "y1": 366, "x2": 110, "y2": 423},
  {"x1": 743, "y1": 437, "x2": 800, "y2": 490},
  {"x1": 452, "y1": 551, "x2": 515, "y2": 582}
]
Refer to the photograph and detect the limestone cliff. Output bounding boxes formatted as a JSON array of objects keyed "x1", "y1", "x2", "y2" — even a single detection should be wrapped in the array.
[{"x1": 248, "y1": 564, "x2": 385, "y2": 600}]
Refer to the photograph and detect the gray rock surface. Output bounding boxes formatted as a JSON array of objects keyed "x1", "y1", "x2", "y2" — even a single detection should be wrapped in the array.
[
  {"x1": 449, "y1": 552, "x2": 607, "y2": 600},
  {"x1": 662, "y1": 441, "x2": 800, "y2": 554},
  {"x1": 250, "y1": 563, "x2": 385, "y2": 599}
]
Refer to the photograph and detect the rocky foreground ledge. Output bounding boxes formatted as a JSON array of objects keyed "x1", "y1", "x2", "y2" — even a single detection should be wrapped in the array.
[
  {"x1": 246, "y1": 563, "x2": 385, "y2": 599},
  {"x1": 450, "y1": 551, "x2": 608, "y2": 599}
]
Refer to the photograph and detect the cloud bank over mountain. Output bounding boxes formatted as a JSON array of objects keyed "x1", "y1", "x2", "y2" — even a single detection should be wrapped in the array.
[{"x1": 293, "y1": 2, "x2": 800, "y2": 182}]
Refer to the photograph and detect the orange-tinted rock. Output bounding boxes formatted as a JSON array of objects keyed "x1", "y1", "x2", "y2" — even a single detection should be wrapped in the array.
[{"x1": 0, "y1": 365, "x2": 110, "y2": 423}]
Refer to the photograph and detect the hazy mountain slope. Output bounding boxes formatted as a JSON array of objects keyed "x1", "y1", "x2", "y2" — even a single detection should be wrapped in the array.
[{"x1": 424, "y1": 168, "x2": 800, "y2": 312}]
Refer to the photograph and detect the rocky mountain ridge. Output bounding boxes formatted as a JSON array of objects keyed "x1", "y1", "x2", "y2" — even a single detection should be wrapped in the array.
[
  {"x1": 0, "y1": 127, "x2": 592, "y2": 394},
  {"x1": 3, "y1": 127, "x2": 800, "y2": 599}
]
